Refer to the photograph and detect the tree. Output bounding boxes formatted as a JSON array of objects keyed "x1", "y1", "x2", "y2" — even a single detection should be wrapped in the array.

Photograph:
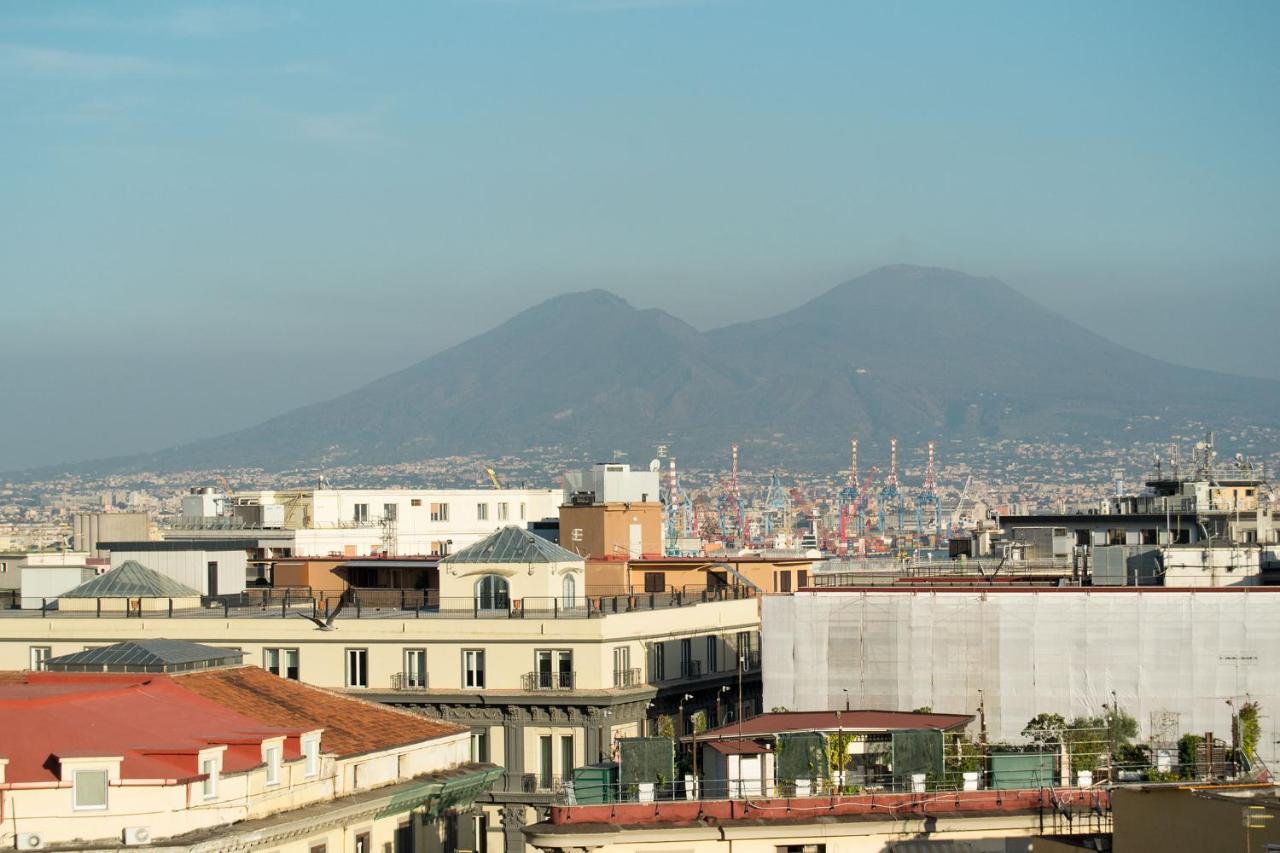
[
  {"x1": 1178, "y1": 734, "x2": 1204, "y2": 779},
  {"x1": 1237, "y1": 701, "x2": 1261, "y2": 762},
  {"x1": 1021, "y1": 713, "x2": 1067, "y2": 747}
]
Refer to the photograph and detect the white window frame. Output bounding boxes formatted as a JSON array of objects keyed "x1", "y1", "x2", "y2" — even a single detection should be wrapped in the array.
[
  {"x1": 201, "y1": 757, "x2": 219, "y2": 800},
  {"x1": 303, "y1": 737, "x2": 320, "y2": 778},
  {"x1": 477, "y1": 502, "x2": 489, "y2": 521},
  {"x1": 345, "y1": 648, "x2": 369, "y2": 688},
  {"x1": 403, "y1": 648, "x2": 427, "y2": 688},
  {"x1": 30, "y1": 646, "x2": 51, "y2": 671},
  {"x1": 497, "y1": 502, "x2": 509, "y2": 521},
  {"x1": 353, "y1": 503, "x2": 369, "y2": 523},
  {"x1": 464, "y1": 649, "x2": 486, "y2": 689},
  {"x1": 264, "y1": 745, "x2": 281, "y2": 786},
  {"x1": 73, "y1": 769, "x2": 108, "y2": 811}
]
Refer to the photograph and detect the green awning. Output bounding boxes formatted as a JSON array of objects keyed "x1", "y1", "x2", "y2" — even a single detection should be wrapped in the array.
[{"x1": 376, "y1": 765, "x2": 503, "y2": 820}]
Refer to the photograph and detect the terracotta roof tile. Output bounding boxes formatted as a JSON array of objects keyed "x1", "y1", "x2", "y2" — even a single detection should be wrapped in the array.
[{"x1": 176, "y1": 666, "x2": 463, "y2": 758}]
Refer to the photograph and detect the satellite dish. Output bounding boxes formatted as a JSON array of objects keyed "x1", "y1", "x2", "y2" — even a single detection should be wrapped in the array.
[{"x1": 648, "y1": 459, "x2": 660, "y2": 472}]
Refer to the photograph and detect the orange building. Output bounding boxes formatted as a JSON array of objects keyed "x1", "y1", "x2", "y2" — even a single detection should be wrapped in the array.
[
  {"x1": 560, "y1": 502, "x2": 664, "y2": 561},
  {"x1": 626, "y1": 556, "x2": 818, "y2": 594}
]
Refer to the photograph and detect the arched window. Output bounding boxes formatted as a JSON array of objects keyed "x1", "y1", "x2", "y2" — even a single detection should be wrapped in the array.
[
  {"x1": 561, "y1": 574, "x2": 577, "y2": 608},
  {"x1": 475, "y1": 575, "x2": 510, "y2": 611}
]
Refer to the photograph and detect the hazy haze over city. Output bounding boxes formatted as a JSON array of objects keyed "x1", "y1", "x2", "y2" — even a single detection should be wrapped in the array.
[{"x1": 2, "y1": 0, "x2": 1278, "y2": 469}]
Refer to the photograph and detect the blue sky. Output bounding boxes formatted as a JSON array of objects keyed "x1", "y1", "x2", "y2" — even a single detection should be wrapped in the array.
[{"x1": 2, "y1": 1, "x2": 1278, "y2": 469}]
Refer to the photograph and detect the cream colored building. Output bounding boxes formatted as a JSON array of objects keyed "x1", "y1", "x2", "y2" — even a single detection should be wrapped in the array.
[
  {"x1": 0, "y1": 640, "x2": 498, "y2": 852},
  {"x1": 169, "y1": 486, "x2": 561, "y2": 559},
  {"x1": 0, "y1": 572, "x2": 762, "y2": 853}
]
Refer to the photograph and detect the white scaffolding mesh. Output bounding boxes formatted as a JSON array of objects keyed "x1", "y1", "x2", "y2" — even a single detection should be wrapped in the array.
[{"x1": 765, "y1": 590, "x2": 1280, "y2": 767}]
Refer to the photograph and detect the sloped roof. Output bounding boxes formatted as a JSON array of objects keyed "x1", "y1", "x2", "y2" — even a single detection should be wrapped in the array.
[
  {"x1": 61, "y1": 560, "x2": 201, "y2": 599},
  {"x1": 177, "y1": 666, "x2": 464, "y2": 757},
  {"x1": 441, "y1": 526, "x2": 582, "y2": 564},
  {"x1": 45, "y1": 640, "x2": 241, "y2": 673},
  {"x1": 698, "y1": 710, "x2": 974, "y2": 740}
]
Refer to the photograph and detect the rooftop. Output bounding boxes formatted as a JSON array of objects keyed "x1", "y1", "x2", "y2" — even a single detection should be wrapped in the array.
[
  {"x1": 698, "y1": 709, "x2": 974, "y2": 739},
  {"x1": 44, "y1": 639, "x2": 243, "y2": 673},
  {"x1": 441, "y1": 525, "x2": 584, "y2": 564},
  {"x1": 0, "y1": 663, "x2": 465, "y2": 784},
  {"x1": 61, "y1": 560, "x2": 200, "y2": 599}
]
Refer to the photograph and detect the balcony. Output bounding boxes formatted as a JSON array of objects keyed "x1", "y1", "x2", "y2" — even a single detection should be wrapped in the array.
[
  {"x1": 522, "y1": 671, "x2": 577, "y2": 691},
  {"x1": 612, "y1": 667, "x2": 643, "y2": 688},
  {"x1": 680, "y1": 659, "x2": 702, "y2": 679},
  {"x1": 390, "y1": 671, "x2": 429, "y2": 691}
]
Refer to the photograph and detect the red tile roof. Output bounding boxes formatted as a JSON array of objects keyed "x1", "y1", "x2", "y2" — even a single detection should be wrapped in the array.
[
  {"x1": 699, "y1": 710, "x2": 973, "y2": 740},
  {"x1": 176, "y1": 666, "x2": 463, "y2": 758},
  {"x1": 0, "y1": 672, "x2": 301, "y2": 784},
  {"x1": 0, "y1": 667, "x2": 464, "y2": 785}
]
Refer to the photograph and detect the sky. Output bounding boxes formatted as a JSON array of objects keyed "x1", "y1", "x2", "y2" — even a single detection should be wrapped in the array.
[{"x1": 2, "y1": 0, "x2": 1278, "y2": 470}]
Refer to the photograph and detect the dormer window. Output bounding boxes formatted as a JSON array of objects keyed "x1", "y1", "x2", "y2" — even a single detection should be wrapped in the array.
[
  {"x1": 303, "y1": 737, "x2": 320, "y2": 778},
  {"x1": 74, "y1": 769, "x2": 108, "y2": 810},
  {"x1": 265, "y1": 745, "x2": 281, "y2": 786},
  {"x1": 201, "y1": 757, "x2": 219, "y2": 799}
]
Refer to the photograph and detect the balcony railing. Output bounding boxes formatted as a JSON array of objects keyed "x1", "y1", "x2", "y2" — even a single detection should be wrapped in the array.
[
  {"x1": 680, "y1": 659, "x2": 702, "y2": 679},
  {"x1": 390, "y1": 671, "x2": 429, "y2": 691},
  {"x1": 612, "y1": 667, "x2": 643, "y2": 688},
  {"x1": 523, "y1": 671, "x2": 577, "y2": 691}
]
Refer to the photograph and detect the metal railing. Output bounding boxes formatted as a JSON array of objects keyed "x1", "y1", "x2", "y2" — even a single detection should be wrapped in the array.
[
  {"x1": 523, "y1": 671, "x2": 576, "y2": 691},
  {"x1": 680, "y1": 659, "x2": 702, "y2": 679},
  {"x1": 390, "y1": 671, "x2": 429, "y2": 691},
  {"x1": 13, "y1": 584, "x2": 757, "y2": 621},
  {"x1": 612, "y1": 667, "x2": 643, "y2": 688}
]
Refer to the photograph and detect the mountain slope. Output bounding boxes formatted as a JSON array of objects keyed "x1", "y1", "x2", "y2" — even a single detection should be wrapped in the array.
[{"x1": 33, "y1": 267, "x2": 1280, "y2": 473}]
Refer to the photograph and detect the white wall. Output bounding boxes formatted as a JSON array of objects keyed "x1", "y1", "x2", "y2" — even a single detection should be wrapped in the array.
[
  {"x1": 765, "y1": 590, "x2": 1280, "y2": 767},
  {"x1": 108, "y1": 550, "x2": 247, "y2": 595}
]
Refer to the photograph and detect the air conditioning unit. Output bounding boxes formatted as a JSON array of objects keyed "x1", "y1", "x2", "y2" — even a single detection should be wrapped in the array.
[
  {"x1": 122, "y1": 826, "x2": 153, "y2": 846},
  {"x1": 15, "y1": 833, "x2": 45, "y2": 850}
]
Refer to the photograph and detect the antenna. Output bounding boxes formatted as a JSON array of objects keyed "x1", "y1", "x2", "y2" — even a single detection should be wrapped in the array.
[{"x1": 850, "y1": 437, "x2": 859, "y2": 490}]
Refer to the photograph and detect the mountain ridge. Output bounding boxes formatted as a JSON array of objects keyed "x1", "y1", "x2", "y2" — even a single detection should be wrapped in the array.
[{"x1": 11, "y1": 265, "x2": 1280, "y2": 475}]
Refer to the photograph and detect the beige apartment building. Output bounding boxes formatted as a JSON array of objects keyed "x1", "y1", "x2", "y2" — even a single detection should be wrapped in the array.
[
  {"x1": 0, "y1": 535, "x2": 763, "y2": 853},
  {"x1": 0, "y1": 640, "x2": 497, "y2": 852}
]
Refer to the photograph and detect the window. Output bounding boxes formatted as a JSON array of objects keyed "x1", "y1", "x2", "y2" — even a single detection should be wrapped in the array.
[
  {"x1": 776, "y1": 846, "x2": 825, "y2": 853},
  {"x1": 539, "y1": 735, "x2": 553, "y2": 789},
  {"x1": 651, "y1": 642, "x2": 666, "y2": 681},
  {"x1": 345, "y1": 648, "x2": 369, "y2": 688},
  {"x1": 310, "y1": 844, "x2": 328, "y2": 853},
  {"x1": 29, "y1": 646, "x2": 51, "y2": 671},
  {"x1": 520, "y1": 502, "x2": 526, "y2": 520},
  {"x1": 498, "y1": 502, "x2": 509, "y2": 521},
  {"x1": 706, "y1": 635, "x2": 718, "y2": 673},
  {"x1": 475, "y1": 574, "x2": 510, "y2": 610},
  {"x1": 464, "y1": 649, "x2": 486, "y2": 688},
  {"x1": 798, "y1": 569, "x2": 808, "y2": 588},
  {"x1": 477, "y1": 502, "x2": 489, "y2": 521},
  {"x1": 612, "y1": 646, "x2": 631, "y2": 686},
  {"x1": 561, "y1": 735, "x2": 574, "y2": 779},
  {"x1": 353, "y1": 503, "x2": 369, "y2": 523},
  {"x1": 470, "y1": 728, "x2": 489, "y2": 763},
  {"x1": 73, "y1": 769, "x2": 108, "y2": 810},
  {"x1": 430, "y1": 502, "x2": 450, "y2": 522},
  {"x1": 535, "y1": 650, "x2": 573, "y2": 689},
  {"x1": 410, "y1": 498, "x2": 422, "y2": 507},
  {"x1": 780, "y1": 571, "x2": 792, "y2": 593},
  {"x1": 643, "y1": 572, "x2": 665, "y2": 593},
  {"x1": 383, "y1": 503, "x2": 398, "y2": 521},
  {"x1": 303, "y1": 738, "x2": 320, "y2": 778},
  {"x1": 561, "y1": 574, "x2": 576, "y2": 607},
  {"x1": 403, "y1": 648, "x2": 427, "y2": 688},
  {"x1": 680, "y1": 638, "x2": 694, "y2": 677},
  {"x1": 264, "y1": 647, "x2": 300, "y2": 680},
  {"x1": 265, "y1": 745, "x2": 281, "y2": 785},
  {"x1": 354, "y1": 831, "x2": 371, "y2": 853},
  {"x1": 201, "y1": 757, "x2": 218, "y2": 799}
]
